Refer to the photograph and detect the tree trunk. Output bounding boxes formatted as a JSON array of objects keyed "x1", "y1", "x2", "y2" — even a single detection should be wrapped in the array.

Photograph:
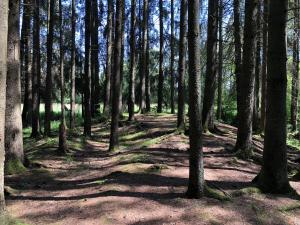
[
  {"x1": 260, "y1": 0, "x2": 268, "y2": 132},
  {"x1": 5, "y1": 0, "x2": 24, "y2": 172},
  {"x1": 256, "y1": 0, "x2": 292, "y2": 194},
  {"x1": 177, "y1": 0, "x2": 187, "y2": 129},
  {"x1": 170, "y1": 0, "x2": 175, "y2": 114},
  {"x1": 70, "y1": 0, "x2": 76, "y2": 129},
  {"x1": 217, "y1": 0, "x2": 223, "y2": 121},
  {"x1": 291, "y1": 0, "x2": 299, "y2": 132},
  {"x1": 58, "y1": 0, "x2": 67, "y2": 154},
  {"x1": 186, "y1": 0, "x2": 204, "y2": 199},
  {"x1": 202, "y1": 0, "x2": 218, "y2": 131},
  {"x1": 84, "y1": 0, "x2": 92, "y2": 136},
  {"x1": 109, "y1": 0, "x2": 124, "y2": 151},
  {"x1": 233, "y1": 0, "x2": 242, "y2": 132},
  {"x1": 119, "y1": 1, "x2": 125, "y2": 116},
  {"x1": 235, "y1": 0, "x2": 258, "y2": 159},
  {"x1": 31, "y1": 0, "x2": 41, "y2": 138},
  {"x1": 145, "y1": 29, "x2": 151, "y2": 112},
  {"x1": 44, "y1": 0, "x2": 55, "y2": 136},
  {"x1": 0, "y1": 0, "x2": 8, "y2": 213},
  {"x1": 253, "y1": 0, "x2": 262, "y2": 132},
  {"x1": 128, "y1": 0, "x2": 137, "y2": 121},
  {"x1": 140, "y1": 0, "x2": 148, "y2": 113},
  {"x1": 157, "y1": 0, "x2": 164, "y2": 113},
  {"x1": 21, "y1": 0, "x2": 32, "y2": 127},
  {"x1": 103, "y1": 0, "x2": 113, "y2": 115}
]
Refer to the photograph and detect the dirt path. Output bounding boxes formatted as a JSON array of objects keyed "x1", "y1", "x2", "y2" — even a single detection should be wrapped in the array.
[{"x1": 5, "y1": 114, "x2": 300, "y2": 225}]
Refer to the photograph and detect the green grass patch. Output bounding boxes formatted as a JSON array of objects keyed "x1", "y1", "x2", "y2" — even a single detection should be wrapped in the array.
[
  {"x1": 0, "y1": 214, "x2": 30, "y2": 225},
  {"x1": 120, "y1": 131, "x2": 147, "y2": 142},
  {"x1": 231, "y1": 187, "x2": 262, "y2": 197},
  {"x1": 119, "y1": 153, "x2": 153, "y2": 164},
  {"x1": 279, "y1": 203, "x2": 300, "y2": 212},
  {"x1": 145, "y1": 164, "x2": 169, "y2": 174},
  {"x1": 205, "y1": 185, "x2": 231, "y2": 202}
]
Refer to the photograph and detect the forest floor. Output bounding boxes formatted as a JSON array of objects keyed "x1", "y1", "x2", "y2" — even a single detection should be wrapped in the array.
[{"x1": 4, "y1": 114, "x2": 300, "y2": 225}]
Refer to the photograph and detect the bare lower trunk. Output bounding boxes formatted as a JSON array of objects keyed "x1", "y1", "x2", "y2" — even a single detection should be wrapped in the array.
[
  {"x1": 0, "y1": 0, "x2": 8, "y2": 213},
  {"x1": 157, "y1": 0, "x2": 164, "y2": 113},
  {"x1": 70, "y1": 0, "x2": 76, "y2": 129},
  {"x1": 170, "y1": 0, "x2": 175, "y2": 114},
  {"x1": 186, "y1": 0, "x2": 204, "y2": 199},
  {"x1": 217, "y1": 0, "x2": 223, "y2": 121}
]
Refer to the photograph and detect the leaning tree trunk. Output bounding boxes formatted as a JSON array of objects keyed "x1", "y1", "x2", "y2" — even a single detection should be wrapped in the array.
[
  {"x1": 255, "y1": 0, "x2": 292, "y2": 194},
  {"x1": 70, "y1": 0, "x2": 76, "y2": 129},
  {"x1": 157, "y1": 0, "x2": 164, "y2": 113},
  {"x1": 170, "y1": 0, "x2": 175, "y2": 114},
  {"x1": 0, "y1": 0, "x2": 8, "y2": 213},
  {"x1": 217, "y1": 0, "x2": 223, "y2": 121},
  {"x1": 186, "y1": 0, "x2": 204, "y2": 199},
  {"x1": 233, "y1": 0, "x2": 242, "y2": 127},
  {"x1": 177, "y1": 0, "x2": 187, "y2": 129},
  {"x1": 31, "y1": 0, "x2": 41, "y2": 138},
  {"x1": 21, "y1": 0, "x2": 32, "y2": 127},
  {"x1": 235, "y1": 0, "x2": 258, "y2": 159},
  {"x1": 58, "y1": 0, "x2": 67, "y2": 154},
  {"x1": 84, "y1": 0, "x2": 92, "y2": 136},
  {"x1": 128, "y1": 0, "x2": 137, "y2": 121},
  {"x1": 202, "y1": 0, "x2": 218, "y2": 131},
  {"x1": 109, "y1": 0, "x2": 124, "y2": 151},
  {"x1": 5, "y1": 0, "x2": 25, "y2": 173},
  {"x1": 44, "y1": 0, "x2": 55, "y2": 136},
  {"x1": 260, "y1": 0, "x2": 268, "y2": 132},
  {"x1": 291, "y1": 0, "x2": 300, "y2": 132},
  {"x1": 140, "y1": 0, "x2": 149, "y2": 113},
  {"x1": 103, "y1": 0, "x2": 113, "y2": 115}
]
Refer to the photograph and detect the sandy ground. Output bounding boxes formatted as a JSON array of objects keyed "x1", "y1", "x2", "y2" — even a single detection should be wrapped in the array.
[{"x1": 4, "y1": 114, "x2": 300, "y2": 225}]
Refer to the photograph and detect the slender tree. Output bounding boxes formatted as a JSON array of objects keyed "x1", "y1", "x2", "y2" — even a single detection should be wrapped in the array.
[
  {"x1": 235, "y1": 0, "x2": 258, "y2": 158},
  {"x1": 177, "y1": 0, "x2": 187, "y2": 129},
  {"x1": 255, "y1": 0, "x2": 292, "y2": 194},
  {"x1": 140, "y1": 0, "x2": 149, "y2": 113},
  {"x1": 70, "y1": 0, "x2": 76, "y2": 129},
  {"x1": 145, "y1": 25, "x2": 151, "y2": 112},
  {"x1": 44, "y1": 0, "x2": 55, "y2": 136},
  {"x1": 170, "y1": 0, "x2": 175, "y2": 114},
  {"x1": 202, "y1": 0, "x2": 218, "y2": 131},
  {"x1": 21, "y1": 0, "x2": 32, "y2": 127},
  {"x1": 31, "y1": 0, "x2": 41, "y2": 138},
  {"x1": 128, "y1": 0, "x2": 137, "y2": 121},
  {"x1": 186, "y1": 0, "x2": 204, "y2": 199},
  {"x1": 291, "y1": 0, "x2": 300, "y2": 131},
  {"x1": 84, "y1": 0, "x2": 92, "y2": 136},
  {"x1": 109, "y1": 0, "x2": 124, "y2": 151},
  {"x1": 58, "y1": 0, "x2": 67, "y2": 154},
  {"x1": 217, "y1": 0, "x2": 223, "y2": 120},
  {"x1": 157, "y1": 0, "x2": 164, "y2": 113},
  {"x1": 103, "y1": 0, "x2": 113, "y2": 115},
  {"x1": 5, "y1": 0, "x2": 24, "y2": 171},
  {"x1": 119, "y1": 0, "x2": 125, "y2": 116},
  {"x1": 0, "y1": 0, "x2": 8, "y2": 213}
]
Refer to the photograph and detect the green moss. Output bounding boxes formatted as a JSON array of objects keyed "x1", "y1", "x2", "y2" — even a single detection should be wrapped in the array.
[
  {"x1": 204, "y1": 185, "x2": 231, "y2": 201},
  {"x1": 120, "y1": 131, "x2": 147, "y2": 141},
  {"x1": 0, "y1": 214, "x2": 30, "y2": 225},
  {"x1": 119, "y1": 153, "x2": 152, "y2": 164},
  {"x1": 231, "y1": 187, "x2": 262, "y2": 197},
  {"x1": 5, "y1": 157, "x2": 27, "y2": 175},
  {"x1": 279, "y1": 203, "x2": 300, "y2": 212},
  {"x1": 235, "y1": 148, "x2": 253, "y2": 160},
  {"x1": 145, "y1": 164, "x2": 169, "y2": 173}
]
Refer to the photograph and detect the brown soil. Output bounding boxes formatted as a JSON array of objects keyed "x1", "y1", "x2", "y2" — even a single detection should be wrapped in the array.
[{"x1": 5, "y1": 114, "x2": 300, "y2": 225}]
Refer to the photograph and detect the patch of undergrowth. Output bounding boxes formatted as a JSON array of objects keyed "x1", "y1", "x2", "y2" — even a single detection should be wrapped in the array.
[
  {"x1": 279, "y1": 203, "x2": 300, "y2": 213},
  {"x1": 287, "y1": 132, "x2": 300, "y2": 151},
  {"x1": 145, "y1": 164, "x2": 169, "y2": 174},
  {"x1": 119, "y1": 153, "x2": 153, "y2": 164},
  {"x1": 120, "y1": 131, "x2": 147, "y2": 142},
  {"x1": 5, "y1": 157, "x2": 27, "y2": 175},
  {"x1": 231, "y1": 187, "x2": 262, "y2": 197},
  {"x1": 205, "y1": 185, "x2": 231, "y2": 202},
  {"x1": 0, "y1": 214, "x2": 29, "y2": 225}
]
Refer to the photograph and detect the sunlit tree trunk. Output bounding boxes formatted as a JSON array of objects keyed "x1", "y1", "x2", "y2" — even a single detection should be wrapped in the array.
[
  {"x1": 70, "y1": 0, "x2": 76, "y2": 129},
  {"x1": 170, "y1": 0, "x2": 175, "y2": 114},
  {"x1": 217, "y1": 0, "x2": 223, "y2": 121}
]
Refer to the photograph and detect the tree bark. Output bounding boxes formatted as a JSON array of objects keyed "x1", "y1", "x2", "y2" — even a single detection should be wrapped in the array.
[
  {"x1": 217, "y1": 0, "x2": 223, "y2": 121},
  {"x1": 0, "y1": 0, "x2": 8, "y2": 213},
  {"x1": 145, "y1": 27, "x2": 151, "y2": 112},
  {"x1": 70, "y1": 0, "x2": 76, "y2": 129},
  {"x1": 103, "y1": 0, "x2": 113, "y2": 115},
  {"x1": 128, "y1": 0, "x2": 137, "y2": 121},
  {"x1": 140, "y1": 0, "x2": 148, "y2": 113},
  {"x1": 202, "y1": 0, "x2": 218, "y2": 131},
  {"x1": 157, "y1": 0, "x2": 164, "y2": 113},
  {"x1": 84, "y1": 0, "x2": 92, "y2": 136},
  {"x1": 256, "y1": 0, "x2": 292, "y2": 194},
  {"x1": 31, "y1": 0, "x2": 41, "y2": 138},
  {"x1": 170, "y1": 0, "x2": 175, "y2": 114},
  {"x1": 177, "y1": 0, "x2": 187, "y2": 129},
  {"x1": 186, "y1": 0, "x2": 204, "y2": 199},
  {"x1": 58, "y1": 0, "x2": 67, "y2": 154},
  {"x1": 21, "y1": 0, "x2": 32, "y2": 127},
  {"x1": 235, "y1": 0, "x2": 258, "y2": 159},
  {"x1": 291, "y1": 0, "x2": 299, "y2": 132},
  {"x1": 119, "y1": 1, "x2": 125, "y2": 116},
  {"x1": 44, "y1": 0, "x2": 55, "y2": 136},
  {"x1": 109, "y1": 0, "x2": 124, "y2": 151}
]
